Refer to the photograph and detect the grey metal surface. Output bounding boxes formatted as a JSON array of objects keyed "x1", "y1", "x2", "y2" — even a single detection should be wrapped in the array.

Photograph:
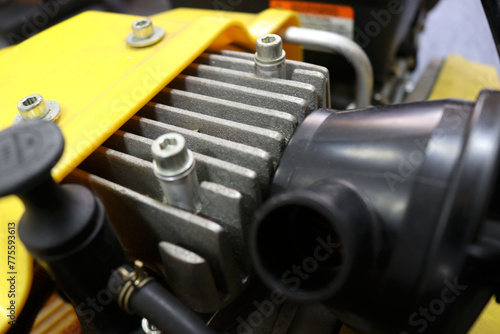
[
  {"x1": 159, "y1": 241, "x2": 222, "y2": 313},
  {"x1": 103, "y1": 131, "x2": 262, "y2": 203},
  {"x1": 199, "y1": 181, "x2": 245, "y2": 256},
  {"x1": 169, "y1": 74, "x2": 309, "y2": 121},
  {"x1": 65, "y1": 169, "x2": 242, "y2": 299},
  {"x1": 139, "y1": 102, "x2": 286, "y2": 160},
  {"x1": 80, "y1": 146, "x2": 164, "y2": 201},
  {"x1": 153, "y1": 88, "x2": 298, "y2": 140},
  {"x1": 196, "y1": 51, "x2": 330, "y2": 108},
  {"x1": 181, "y1": 64, "x2": 317, "y2": 113},
  {"x1": 65, "y1": 49, "x2": 329, "y2": 312},
  {"x1": 80, "y1": 147, "x2": 248, "y2": 240},
  {"x1": 122, "y1": 116, "x2": 273, "y2": 186}
]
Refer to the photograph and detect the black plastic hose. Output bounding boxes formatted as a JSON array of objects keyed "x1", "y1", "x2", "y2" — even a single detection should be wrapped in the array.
[{"x1": 129, "y1": 280, "x2": 214, "y2": 334}]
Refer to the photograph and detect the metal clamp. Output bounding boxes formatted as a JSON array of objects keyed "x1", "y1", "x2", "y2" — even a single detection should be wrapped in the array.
[
  {"x1": 142, "y1": 318, "x2": 162, "y2": 334},
  {"x1": 117, "y1": 260, "x2": 154, "y2": 314}
]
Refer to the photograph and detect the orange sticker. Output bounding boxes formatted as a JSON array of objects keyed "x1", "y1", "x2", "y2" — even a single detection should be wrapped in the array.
[{"x1": 269, "y1": 1, "x2": 354, "y2": 19}]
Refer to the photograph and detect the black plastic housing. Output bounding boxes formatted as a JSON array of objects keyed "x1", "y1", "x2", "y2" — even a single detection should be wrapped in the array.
[
  {"x1": 18, "y1": 180, "x2": 137, "y2": 333},
  {"x1": 250, "y1": 90, "x2": 500, "y2": 333}
]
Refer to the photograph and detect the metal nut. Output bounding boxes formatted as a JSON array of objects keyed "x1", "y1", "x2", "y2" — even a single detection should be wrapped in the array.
[
  {"x1": 14, "y1": 94, "x2": 61, "y2": 123},
  {"x1": 126, "y1": 18, "x2": 165, "y2": 48}
]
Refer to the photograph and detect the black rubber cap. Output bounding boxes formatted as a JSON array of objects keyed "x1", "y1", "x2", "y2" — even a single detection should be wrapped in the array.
[{"x1": 0, "y1": 120, "x2": 64, "y2": 197}]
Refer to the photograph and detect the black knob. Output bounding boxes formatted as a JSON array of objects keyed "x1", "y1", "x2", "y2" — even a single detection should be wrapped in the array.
[
  {"x1": 0, "y1": 121, "x2": 139, "y2": 333},
  {"x1": 0, "y1": 120, "x2": 63, "y2": 197}
]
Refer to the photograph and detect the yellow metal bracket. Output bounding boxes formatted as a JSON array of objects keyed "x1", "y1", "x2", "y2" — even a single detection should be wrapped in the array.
[{"x1": 429, "y1": 54, "x2": 500, "y2": 101}]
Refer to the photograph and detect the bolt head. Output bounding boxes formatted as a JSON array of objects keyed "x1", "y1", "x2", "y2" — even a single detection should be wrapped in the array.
[
  {"x1": 132, "y1": 18, "x2": 154, "y2": 39},
  {"x1": 152, "y1": 133, "x2": 194, "y2": 177},
  {"x1": 17, "y1": 94, "x2": 48, "y2": 120},
  {"x1": 256, "y1": 34, "x2": 286, "y2": 62},
  {"x1": 15, "y1": 94, "x2": 61, "y2": 124},
  {"x1": 126, "y1": 18, "x2": 165, "y2": 48}
]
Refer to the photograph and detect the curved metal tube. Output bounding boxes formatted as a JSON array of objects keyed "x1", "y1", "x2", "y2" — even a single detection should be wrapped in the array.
[{"x1": 281, "y1": 26, "x2": 374, "y2": 108}]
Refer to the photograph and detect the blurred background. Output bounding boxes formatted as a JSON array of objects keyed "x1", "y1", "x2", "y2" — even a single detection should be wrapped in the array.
[
  {"x1": 0, "y1": 0, "x2": 499, "y2": 83},
  {"x1": 413, "y1": 0, "x2": 500, "y2": 82},
  {"x1": 0, "y1": 0, "x2": 171, "y2": 49}
]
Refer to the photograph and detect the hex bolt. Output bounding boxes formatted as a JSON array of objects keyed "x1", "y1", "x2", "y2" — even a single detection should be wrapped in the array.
[
  {"x1": 152, "y1": 133, "x2": 202, "y2": 213},
  {"x1": 142, "y1": 318, "x2": 161, "y2": 334},
  {"x1": 132, "y1": 18, "x2": 155, "y2": 39},
  {"x1": 126, "y1": 18, "x2": 165, "y2": 48},
  {"x1": 254, "y1": 34, "x2": 287, "y2": 78},
  {"x1": 14, "y1": 94, "x2": 61, "y2": 124}
]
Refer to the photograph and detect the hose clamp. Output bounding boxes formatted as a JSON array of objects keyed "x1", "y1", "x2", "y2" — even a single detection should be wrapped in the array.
[{"x1": 117, "y1": 260, "x2": 154, "y2": 314}]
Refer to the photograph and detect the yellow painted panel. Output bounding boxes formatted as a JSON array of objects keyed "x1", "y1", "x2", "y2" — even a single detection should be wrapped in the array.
[
  {"x1": 429, "y1": 55, "x2": 500, "y2": 101},
  {"x1": 154, "y1": 8, "x2": 302, "y2": 60},
  {"x1": 470, "y1": 298, "x2": 500, "y2": 333},
  {"x1": 0, "y1": 196, "x2": 32, "y2": 332}
]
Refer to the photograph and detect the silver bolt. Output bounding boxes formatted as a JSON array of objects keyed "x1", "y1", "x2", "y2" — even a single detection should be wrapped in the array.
[
  {"x1": 126, "y1": 18, "x2": 165, "y2": 48},
  {"x1": 254, "y1": 34, "x2": 286, "y2": 78},
  {"x1": 152, "y1": 133, "x2": 202, "y2": 213},
  {"x1": 142, "y1": 318, "x2": 161, "y2": 334},
  {"x1": 132, "y1": 18, "x2": 155, "y2": 39},
  {"x1": 256, "y1": 35, "x2": 284, "y2": 61},
  {"x1": 14, "y1": 94, "x2": 61, "y2": 124},
  {"x1": 152, "y1": 133, "x2": 192, "y2": 177}
]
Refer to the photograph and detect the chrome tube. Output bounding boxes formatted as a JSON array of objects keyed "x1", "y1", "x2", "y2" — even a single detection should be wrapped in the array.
[{"x1": 281, "y1": 26, "x2": 374, "y2": 108}]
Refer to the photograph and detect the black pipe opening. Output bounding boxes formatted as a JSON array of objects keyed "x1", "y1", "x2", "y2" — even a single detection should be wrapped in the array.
[{"x1": 255, "y1": 203, "x2": 343, "y2": 295}]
